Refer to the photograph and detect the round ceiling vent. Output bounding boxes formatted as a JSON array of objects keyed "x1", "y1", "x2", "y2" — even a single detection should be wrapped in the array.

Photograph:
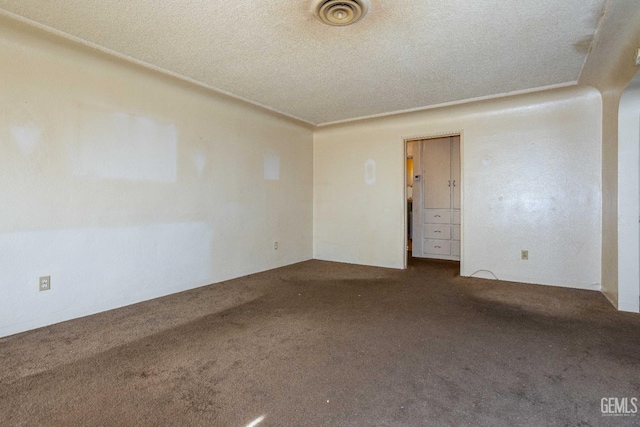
[{"x1": 312, "y1": 0, "x2": 370, "y2": 26}]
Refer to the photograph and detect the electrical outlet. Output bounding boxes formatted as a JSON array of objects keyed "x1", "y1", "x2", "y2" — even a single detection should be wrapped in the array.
[
  {"x1": 39, "y1": 276, "x2": 51, "y2": 291},
  {"x1": 274, "y1": 241, "x2": 278, "y2": 250},
  {"x1": 521, "y1": 250, "x2": 528, "y2": 260}
]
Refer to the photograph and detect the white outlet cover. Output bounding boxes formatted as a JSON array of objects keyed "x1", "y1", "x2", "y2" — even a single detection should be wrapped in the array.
[{"x1": 39, "y1": 276, "x2": 51, "y2": 291}]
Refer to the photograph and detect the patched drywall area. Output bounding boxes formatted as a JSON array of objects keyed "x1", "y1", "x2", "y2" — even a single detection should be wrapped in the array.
[
  {"x1": 0, "y1": 19, "x2": 313, "y2": 338},
  {"x1": 314, "y1": 86, "x2": 602, "y2": 290}
]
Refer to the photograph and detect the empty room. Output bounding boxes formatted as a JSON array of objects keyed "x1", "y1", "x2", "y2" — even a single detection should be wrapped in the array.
[{"x1": 1, "y1": 1, "x2": 640, "y2": 426}]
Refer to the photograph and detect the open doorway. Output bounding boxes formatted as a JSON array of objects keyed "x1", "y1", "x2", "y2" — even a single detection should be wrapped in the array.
[{"x1": 406, "y1": 134, "x2": 462, "y2": 266}]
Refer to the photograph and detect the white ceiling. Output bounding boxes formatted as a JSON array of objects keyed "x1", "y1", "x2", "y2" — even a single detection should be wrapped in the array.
[{"x1": 0, "y1": 0, "x2": 608, "y2": 125}]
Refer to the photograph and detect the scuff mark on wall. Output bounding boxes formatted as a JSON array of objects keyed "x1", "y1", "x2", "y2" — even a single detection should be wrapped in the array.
[
  {"x1": 264, "y1": 153, "x2": 280, "y2": 180},
  {"x1": 10, "y1": 125, "x2": 40, "y2": 156},
  {"x1": 193, "y1": 152, "x2": 207, "y2": 176},
  {"x1": 364, "y1": 159, "x2": 376, "y2": 185}
]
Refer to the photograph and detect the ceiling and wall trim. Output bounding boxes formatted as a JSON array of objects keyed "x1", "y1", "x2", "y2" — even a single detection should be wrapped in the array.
[
  {"x1": 0, "y1": 1, "x2": 609, "y2": 127},
  {"x1": 316, "y1": 81, "x2": 580, "y2": 127},
  {"x1": 2, "y1": 3, "x2": 585, "y2": 130},
  {"x1": 0, "y1": 9, "x2": 317, "y2": 128}
]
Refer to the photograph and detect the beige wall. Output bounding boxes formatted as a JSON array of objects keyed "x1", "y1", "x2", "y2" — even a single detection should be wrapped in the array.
[
  {"x1": 0, "y1": 19, "x2": 314, "y2": 337},
  {"x1": 314, "y1": 86, "x2": 602, "y2": 289},
  {"x1": 600, "y1": 91, "x2": 621, "y2": 305},
  {"x1": 618, "y1": 79, "x2": 640, "y2": 312},
  {"x1": 579, "y1": 1, "x2": 640, "y2": 308}
]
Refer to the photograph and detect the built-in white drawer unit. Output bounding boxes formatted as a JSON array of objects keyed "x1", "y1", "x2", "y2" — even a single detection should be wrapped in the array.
[
  {"x1": 424, "y1": 209, "x2": 451, "y2": 224},
  {"x1": 424, "y1": 239, "x2": 451, "y2": 255},
  {"x1": 413, "y1": 136, "x2": 460, "y2": 261},
  {"x1": 424, "y1": 225, "x2": 451, "y2": 240}
]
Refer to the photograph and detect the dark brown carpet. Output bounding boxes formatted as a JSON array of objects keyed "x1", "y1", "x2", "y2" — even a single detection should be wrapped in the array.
[{"x1": 1, "y1": 258, "x2": 639, "y2": 426}]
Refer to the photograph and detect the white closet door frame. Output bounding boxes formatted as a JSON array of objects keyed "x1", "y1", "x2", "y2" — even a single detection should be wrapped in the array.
[{"x1": 409, "y1": 132, "x2": 464, "y2": 266}]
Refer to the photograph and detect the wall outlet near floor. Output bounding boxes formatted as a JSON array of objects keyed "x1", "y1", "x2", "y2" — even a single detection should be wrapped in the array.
[
  {"x1": 521, "y1": 250, "x2": 529, "y2": 260},
  {"x1": 39, "y1": 276, "x2": 51, "y2": 291},
  {"x1": 274, "y1": 241, "x2": 278, "y2": 250}
]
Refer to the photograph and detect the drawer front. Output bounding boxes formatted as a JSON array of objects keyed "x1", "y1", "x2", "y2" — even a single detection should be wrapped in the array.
[
  {"x1": 424, "y1": 225, "x2": 451, "y2": 240},
  {"x1": 451, "y1": 240, "x2": 461, "y2": 256},
  {"x1": 452, "y1": 210, "x2": 461, "y2": 225},
  {"x1": 452, "y1": 225, "x2": 461, "y2": 241},
  {"x1": 424, "y1": 239, "x2": 451, "y2": 255},
  {"x1": 424, "y1": 209, "x2": 451, "y2": 224}
]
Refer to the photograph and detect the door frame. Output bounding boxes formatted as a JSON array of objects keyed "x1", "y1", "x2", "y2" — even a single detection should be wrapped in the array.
[{"x1": 403, "y1": 131, "x2": 465, "y2": 272}]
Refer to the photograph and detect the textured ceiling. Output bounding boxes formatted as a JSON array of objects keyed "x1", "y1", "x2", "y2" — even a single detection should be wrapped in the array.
[{"x1": 0, "y1": 0, "x2": 608, "y2": 125}]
